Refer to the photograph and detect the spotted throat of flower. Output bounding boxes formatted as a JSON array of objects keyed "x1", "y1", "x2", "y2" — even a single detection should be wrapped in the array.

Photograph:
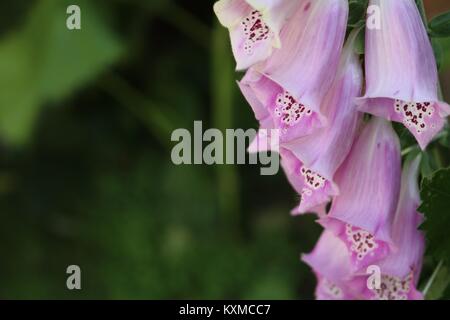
[
  {"x1": 274, "y1": 91, "x2": 313, "y2": 130},
  {"x1": 299, "y1": 166, "x2": 326, "y2": 197},
  {"x1": 241, "y1": 10, "x2": 271, "y2": 55},
  {"x1": 345, "y1": 224, "x2": 379, "y2": 261},
  {"x1": 321, "y1": 278, "x2": 344, "y2": 299},
  {"x1": 394, "y1": 99, "x2": 436, "y2": 134},
  {"x1": 371, "y1": 273, "x2": 413, "y2": 300}
]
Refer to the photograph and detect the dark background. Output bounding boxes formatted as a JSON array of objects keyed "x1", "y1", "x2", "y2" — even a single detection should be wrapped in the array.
[{"x1": 0, "y1": 0, "x2": 448, "y2": 299}]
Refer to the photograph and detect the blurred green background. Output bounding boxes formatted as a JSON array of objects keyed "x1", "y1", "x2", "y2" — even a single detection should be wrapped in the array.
[{"x1": 0, "y1": 0, "x2": 448, "y2": 299}]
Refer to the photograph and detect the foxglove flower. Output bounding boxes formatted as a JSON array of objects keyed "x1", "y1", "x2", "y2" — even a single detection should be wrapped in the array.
[
  {"x1": 282, "y1": 30, "x2": 363, "y2": 214},
  {"x1": 302, "y1": 230, "x2": 365, "y2": 300},
  {"x1": 362, "y1": 155, "x2": 424, "y2": 300},
  {"x1": 280, "y1": 148, "x2": 338, "y2": 215},
  {"x1": 357, "y1": 0, "x2": 450, "y2": 149},
  {"x1": 213, "y1": 0, "x2": 299, "y2": 70},
  {"x1": 320, "y1": 118, "x2": 401, "y2": 271},
  {"x1": 239, "y1": 0, "x2": 348, "y2": 145}
]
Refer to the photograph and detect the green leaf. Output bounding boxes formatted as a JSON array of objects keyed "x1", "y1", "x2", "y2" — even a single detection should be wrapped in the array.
[
  {"x1": 0, "y1": 0, "x2": 123, "y2": 145},
  {"x1": 424, "y1": 262, "x2": 449, "y2": 300},
  {"x1": 30, "y1": 0, "x2": 124, "y2": 101},
  {"x1": 433, "y1": 37, "x2": 450, "y2": 70},
  {"x1": 442, "y1": 281, "x2": 450, "y2": 300},
  {"x1": 419, "y1": 168, "x2": 450, "y2": 264},
  {"x1": 0, "y1": 35, "x2": 41, "y2": 144},
  {"x1": 429, "y1": 11, "x2": 450, "y2": 38},
  {"x1": 420, "y1": 151, "x2": 435, "y2": 178},
  {"x1": 440, "y1": 128, "x2": 450, "y2": 148},
  {"x1": 432, "y1": 38, "x2": 444, "y2": 71},
  {"x1": 348, "y1": 0, "x2": 367, "y2": 27},
  {"x1": 353, "y1": 24, "x2": 365, "y2": 55}
]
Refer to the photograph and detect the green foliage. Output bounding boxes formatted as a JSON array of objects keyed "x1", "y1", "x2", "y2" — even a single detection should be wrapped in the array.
[
  {"x1": 0, "y1": 0, "x2": 450, "y2": 300},
  {"x1": 429, "y1": 11, "x2": 450, "y2": 38},
  {"x1": 432, "y1": 38, "x2": 444, "y2": 71},
  {"x1": 420, "y1": 166, "x2": 450, "y2": 300},
  {"x1": 433, "y1": 38, "x2": 450, "y2": 71},
  {"x1": 419, "y1": 168, "x2": 450, "y2": 264},
  {"x1": 440, "y1": 128, "x2": 450, "y2": 148},
  {"x1": 353, "y1": 25, "x2": 365, "y2": 55},
  {"x1": 425, "y1": 263, "x2": 449, "y2": 300},
  {"x1": 0, "y1": 0, "x2": 322, "y2": 299},
  {"x1": 0, "y1": 0, "x2": 123, "y2": 145},
  {"x1": 348, "y1": 0, "x2": 368, "y2": 27},
  {"x1": 442, "y1": 280, "x2": 450, "y2": 300}
]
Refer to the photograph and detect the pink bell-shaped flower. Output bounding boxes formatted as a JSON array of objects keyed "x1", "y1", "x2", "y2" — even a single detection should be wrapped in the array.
[
  {"x1": 320, "y1": 117, "x2": 401, "y2": 272},
  {"x1": 302, "y1": 230, "x2": 365, "y2": 300},
  {"x1": 239, "y1": 0, "x2": 348, "y2": 144},
  {"x1": 357, "y1": 0, "x2": 450, "y2": 149},
  {"x1": 359, "y1": 155, "x2": 425, "y2": 300},
  {"x1": 282, "y1": 29, "x2": 364, "y2": 214},
  {"x1": 214, "y1": 0, "x2": 299, "y2": 70}
]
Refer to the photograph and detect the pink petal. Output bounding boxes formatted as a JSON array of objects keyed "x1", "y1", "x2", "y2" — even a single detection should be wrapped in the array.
[
  {"x1": 247, "y1": 127, "x2": 278, "y2": 153},
  {"x1": 214, "y1": 0, "x2": 296, "y2": 70},
  {"x1": 256, "y1": 0, "x2": 348, "y2": 113},
  {"x1": 321, "y1": 118, "x2": 401, "y2": 265},
  {"x1": 320, "y1": 218, "x2": 391, "y2": 273},
  {"x1": 302, "y1": 230, "x2": 366, "y2": 300},
  {"x1": 282, "y1": 30, "x2": 364, "y2": 182},
  {"x1": 378, "y1": 155, "x2": 425, "y2": 281},
  {"x1": 358, "y1": 99, "x2": 450, "y2": 150},
  {"x1": 315, "y1": 275, "x2": 360, "y2": 300},
  {"x1": 281, "y1": 149, "x2": 338, "y2": 215},
  {"x1": 302, "y1": 230, "x2": 353, "y2": 280},
  {"x1": 245, "y1": 0, "x2": 300, "y2": 46},
  {"x1": 356, "y1": 272, "x2": 423, "y2": 300},
  {"x1": 357, "y1": 0, "x2": 449, "y2": 149},
  {"x1": 239, "y1": 68, "x2": 326, "y2": 144}
]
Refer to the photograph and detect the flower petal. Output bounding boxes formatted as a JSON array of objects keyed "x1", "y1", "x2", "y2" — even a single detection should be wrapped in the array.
[
  {"x1": 302, "y1": 230, "x2": 353, "y2": 280},
  {"x1": 214, "y1": 0, "x2": 297, "y2": 70},
  {"x1": 282, "y1": 29, "x2": 363, "y2": 182},
  {"x1": 321, "y1": 218, "x2": 391, "y2": 273},
  {"x1": 321, "y1": 118, "x2": 401, "y2": 269},
  {"x1": 281, "y1": 149, "x2": 338, "y2": 215},
  {"x1": 315, "y1": 275, "x2": 361, "y2": 300},
  {"x1": 244, "y1": 0, "x2": 300, "y2": 47},
  {"x1": 302, "y1": 230, "x2": 366, "y2": 300},
  {"x1": 256, "y1": 0, "x2": 348, "y2": 112},
  {"x1": 357, "y1": 0, "x2": 448, "y2": 149},
  {"x1": 239, "y1": 68, "x2": 326, "y2": 144},
  {"x1": 357, "y1": 272, "x2": 423, "y2": 300},
  {"x1": 378, "y1": 155, "x2": 425, "y2": 280}
]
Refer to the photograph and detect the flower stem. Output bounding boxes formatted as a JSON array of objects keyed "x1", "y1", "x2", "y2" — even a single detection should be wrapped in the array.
[{"x1": 422, "y1": 260, "x2": 446, "y2": 299}]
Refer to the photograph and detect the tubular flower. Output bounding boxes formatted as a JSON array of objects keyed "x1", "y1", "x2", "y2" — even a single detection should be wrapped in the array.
[
  {"x1": 280, "y1": 148, "x2": 338, "y2": 215},
  {"x1": 305, "y1": 157, "x2": 424, "y2": 300},
  {"x1": 320, "y1": 118, "x2": 401, "y2": 271},
  {"x1": 282, "y1": 30, "x2": 363, "y2": 214},
  {"x1": 239, "y1": 0, "x2": 348, "y2": 144},
  {"x1": 213, "y1": 0, "x2": 299, "y2": 70},
  {"x1": 357, "y1": 0, "x2": 450, "y2": 149},
  {"x1": 365, "y1": 155, "x2": 424, "y2": 300},
  {"x1": 302, "y1": 230, "x2": 364, "y2": 300}
]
